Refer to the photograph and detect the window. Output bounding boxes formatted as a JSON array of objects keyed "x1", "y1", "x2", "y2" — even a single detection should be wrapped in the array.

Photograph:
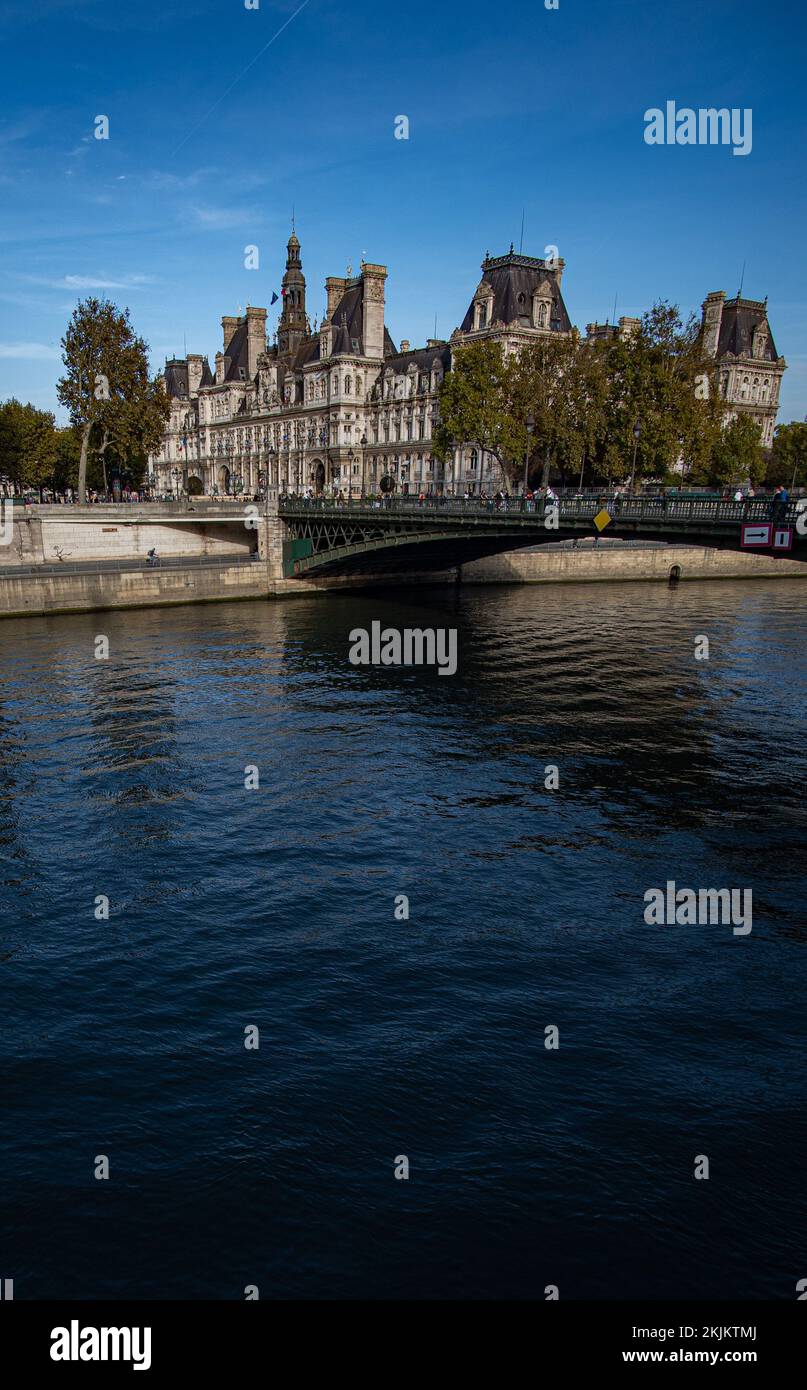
[
  {"x1": 477, "y1": 301, "x2": 488, "y2": 330},
  {"x1": 345, "y1": 376, "x2": 352, "y2": 394},
  {"x1": 469, "y1": 449, "x2": 478, "y2": 471}
]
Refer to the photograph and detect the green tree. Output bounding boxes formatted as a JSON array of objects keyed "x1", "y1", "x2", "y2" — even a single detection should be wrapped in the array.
[
  {"x1": 598, "y1": 303, "x2": 712, "y2": 484},
  {"x1": 508, "y1": 333, "x2": 584, "y2": 488},
  {"x1": 768, "y1": 420, "x2": 807, "y2": 488},
  {"x1": 0, "y1": 399, "x2": 59, "y2": 492},
  {"x1": 57, "y1": 298, "x2": 169, "y2": 502},
  {"x1": 433, "y1": 340, "x2": 516, "y2": 488},
  {"x1": 706, "y1": 414, "x2": 765, "y2": 488}
]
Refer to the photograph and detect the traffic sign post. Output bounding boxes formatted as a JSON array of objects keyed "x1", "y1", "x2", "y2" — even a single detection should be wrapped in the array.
[{"x1": 741, "y1": 523, "x2": 773, "y2": 549}]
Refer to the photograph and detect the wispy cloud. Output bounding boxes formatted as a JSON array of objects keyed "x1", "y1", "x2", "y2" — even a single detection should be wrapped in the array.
[
  {"x1": 0, "y1": 341, "x2": 61, "y2": 360},
  {"x1": 19, "y1": 273, "x2": 155, "y2": 290},
  {"x1": 189, "y1": 205, "x2": 253, "y2": 230}
]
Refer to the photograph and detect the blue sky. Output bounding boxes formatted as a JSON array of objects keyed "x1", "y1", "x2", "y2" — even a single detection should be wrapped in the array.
[{"x1": 1, "y1": 0, "x2": 806, "y2": 423}]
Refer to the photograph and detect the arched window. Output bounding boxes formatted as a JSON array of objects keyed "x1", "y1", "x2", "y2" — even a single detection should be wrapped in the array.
[{"x1": 345, "y1": 376, "x2": 352, "y2": 394}]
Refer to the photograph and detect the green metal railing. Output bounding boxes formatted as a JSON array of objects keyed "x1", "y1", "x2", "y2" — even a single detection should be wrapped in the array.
[{"x1": 279, "y1": 494, "x2": 800, "y2": 527}]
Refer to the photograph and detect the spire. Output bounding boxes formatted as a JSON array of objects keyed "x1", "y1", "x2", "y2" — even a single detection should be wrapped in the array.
[{"x1": 278, "y1": 225, "x2": 307, "y2": 358}]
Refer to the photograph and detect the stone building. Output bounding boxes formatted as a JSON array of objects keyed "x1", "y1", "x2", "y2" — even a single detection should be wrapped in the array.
[
  {"x1": 150, "y1": 237, "x2": 786, "y2": 498},
  {"x1": 584, "y1": 316, "x2": 641, "y2": 343},
  {"x1": 700, "y1": 291, "x2": 786, "y2": 447},
  {"x1": 149, "y1": 236, "x2": 572, "y2": 498}
]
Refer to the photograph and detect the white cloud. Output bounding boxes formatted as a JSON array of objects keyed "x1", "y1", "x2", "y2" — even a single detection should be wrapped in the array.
[
  {"x1": 16, "y1": 272, "x2": 155, "y2": 291},
  {"x1": 63, "y1": 273, "x2": 153, "y2": 289},
  {"x1": 0, "y1": 342, "x2": 60, "y2": 359},
  {"x1": 190, "y1": 204, "x2": 252, "y2": 229}
]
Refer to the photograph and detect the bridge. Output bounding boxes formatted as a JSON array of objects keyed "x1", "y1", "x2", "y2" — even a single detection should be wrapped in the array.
[{"x1": 278, "y1": 495, "x2": 807, "y2": 578}]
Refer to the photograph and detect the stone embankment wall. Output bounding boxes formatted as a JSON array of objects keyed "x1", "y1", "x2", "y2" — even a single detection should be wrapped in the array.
[
  {"x1": 459, "y1": 544, "x2": 806, "y2": 584},
  {"x1": 0, "y1": 563, "x2": 270, "y2": 618},
  {"x1": 3, "y1": 514, "x2": 252, "y2": 566}
]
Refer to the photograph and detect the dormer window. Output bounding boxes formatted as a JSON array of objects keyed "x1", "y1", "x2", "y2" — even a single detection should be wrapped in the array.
[{"x1": 476, "y1": 301, "x2": 488, "y2": 330}]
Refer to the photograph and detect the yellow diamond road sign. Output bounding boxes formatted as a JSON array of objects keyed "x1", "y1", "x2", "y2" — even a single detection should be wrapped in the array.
[{"x1": 594, "y1": 509, "x2": 612, "y2": 532}]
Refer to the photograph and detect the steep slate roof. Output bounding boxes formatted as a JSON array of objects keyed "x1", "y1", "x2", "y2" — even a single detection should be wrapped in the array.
[
  {"x1": 164, "y1": 360, "x2": 189, "y2": 397},
  {"x1": 329, "y1": 278, "x2": 397, "y2": 357},
  {"x1": 223, "y1": 320, "x2": 251, "y2": 381},
  {"x1": 717, "y1": 297, "x2": 778, "y2": 361},
  {"x1": 459, "y1": 251, "x2": 572, "y2": 334},
  {"x1": 292, "y1": 336, "x2": 321, "y2": 368},
  {"x1": 199, "y1": 358, "x2": 215, "y2": 387},
  {"x1": 384, "y1": 343, "x2": 452, "y2": 374}
]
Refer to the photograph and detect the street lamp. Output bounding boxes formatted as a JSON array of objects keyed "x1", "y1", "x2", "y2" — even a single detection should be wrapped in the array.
[
  {"x1": 346, "y1": 448, "x2": 354, "y2": 502},
  {"x1": 360, "y1": 433, "x2": 367, "y2": 499},
  {"x1": 171, "y1": 467, "x2": 182, "y2": 500},
  {"x1": 523, "y1": 413, "x2": 535, "y2": 502},
  {"x1": 629, "y1": 420, "x2": 641, "y2": 493}
]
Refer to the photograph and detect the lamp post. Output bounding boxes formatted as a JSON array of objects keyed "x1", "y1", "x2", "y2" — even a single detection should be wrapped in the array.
[
  {"x1": 629, "y1": 420, "x2": 641, "y2": 493},
  {"x1": 346, "y1": 449, "x2": 355, "y2": 503},
  {"x1": 523, "y1": 413, "x2": 535, "y2": 504},
  {"x1": 360, "y1": 433, "x2": 367, "y2": 499}
]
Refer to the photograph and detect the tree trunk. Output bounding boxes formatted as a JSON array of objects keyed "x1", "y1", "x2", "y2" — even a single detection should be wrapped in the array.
[
  {"x1": 541, "y1": 445, "x2": 551, "y2": 489},
  {"x1": 78, "y1": 425, "x2": 91, "y2": 504}
]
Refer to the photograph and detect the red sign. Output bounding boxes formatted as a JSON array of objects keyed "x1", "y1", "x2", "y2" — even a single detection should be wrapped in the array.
[
  {"x1": 741, "y1": 523, "x2": 772, "y2": 549},
  {"x1": 773, "y1": 527, "x2": 794, "y2": 552}
]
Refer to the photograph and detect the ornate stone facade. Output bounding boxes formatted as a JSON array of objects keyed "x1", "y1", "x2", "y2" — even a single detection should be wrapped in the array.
[
  {"x1": 149, "y1": 239, "x2": 787, "y2": 498},
  {"x1": 149, "y1": 237, "x2": 573, "y2": 498},
  {"x1": 700, "y1": 291, "x2": 786, "y2": 447}
]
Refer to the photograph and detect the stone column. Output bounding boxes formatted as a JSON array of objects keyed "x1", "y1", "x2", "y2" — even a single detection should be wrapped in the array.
[{"x1": 255, "y1": 488, "x2": 284, "y2": 582}]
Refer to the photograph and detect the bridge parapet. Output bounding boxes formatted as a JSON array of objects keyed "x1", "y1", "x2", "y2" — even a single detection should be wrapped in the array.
[{"x1": 279, "y1": 494, "x2": 800, "y2": 527}]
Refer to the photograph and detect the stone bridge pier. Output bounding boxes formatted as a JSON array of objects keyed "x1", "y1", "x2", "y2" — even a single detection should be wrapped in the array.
[{"x1": 254, "y1": 488, "x2": 286, "y2": 583}]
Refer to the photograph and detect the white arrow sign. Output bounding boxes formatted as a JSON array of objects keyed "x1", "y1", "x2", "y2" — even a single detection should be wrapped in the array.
[{"x1": 741, "y1": 523, "x2": 772, "y2": 549}]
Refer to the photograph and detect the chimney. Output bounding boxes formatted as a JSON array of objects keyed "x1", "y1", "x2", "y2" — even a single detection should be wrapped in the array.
[
  {"x1": 701, "y1": 291, "x2": 726, "y2": 359},
  {"x1": 187, "y1": 354, "x2": 204, "y2": 395},
  {"x1": 246, "y1": 306, "x2": 267, "y2": 378},
  {"x1": 215, "y1": 351, "x2": 230, "y2": 385},
  {"x1": 361, "y1": 262, "x2": 387, "y2": 360},
  {"x1": 325, "y1": 277, "x2": 348, "y2": 319},
  {"x1": 221, "y1": 315, "x2": 239, "y2": 350}
]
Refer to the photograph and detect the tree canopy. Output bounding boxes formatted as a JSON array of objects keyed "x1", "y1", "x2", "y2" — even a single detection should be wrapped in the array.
[
  {"x1": 56, "y1": 297, "x2": 169, "y2": 502},
  {"x1": 0, "y1": 400, "x2": 59, "y2": 491},
  {"x1": 435, "y1": 301, "x2": 782, "y2": 490}
]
